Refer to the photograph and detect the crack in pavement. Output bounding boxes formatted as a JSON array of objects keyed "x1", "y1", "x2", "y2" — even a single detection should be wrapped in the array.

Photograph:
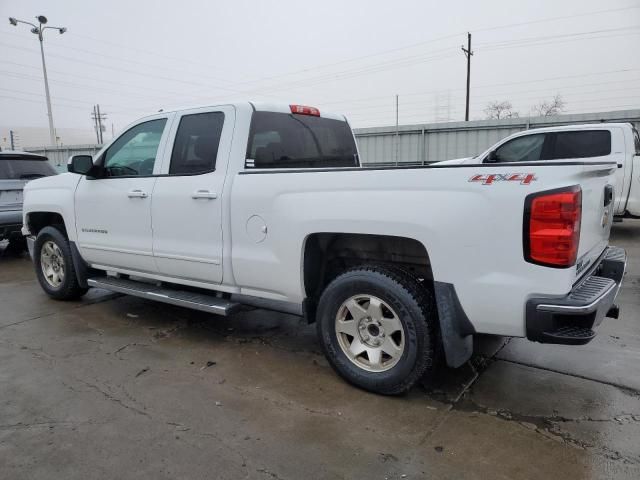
[
  {"x1": 496, "y1": 358, "x2": 640, "y2": 397},
  {"x1": 455, "y1": 396, "x2": 640, "y2": 465},
  {"x1": 166, "y1": 421, "x2": 251, "y2": 479},
  {"x1": 256, "y1": 467, "x2": 286, "y2": 480},
  {"x1": 413, "y1": 337, "x2": 640, "y2": 467},
  {"x1": 76, "y1": 378, "x2": 150, "y2": 418},
  {"x1": 0, "y1": 420, "x2": 105, "y2": 431},
  {"x1": 0, "y1": 292, "x2": 121, "y2": 331}
]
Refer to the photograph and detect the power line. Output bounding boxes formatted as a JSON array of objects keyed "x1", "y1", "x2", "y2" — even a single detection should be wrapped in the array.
[
  {"x1": 250, "y1": 28, "x2": 639, "y2": 94},
  {"x1": 55, "y1": 5, "x2": 639, "y2": 91},
  {"x1": 4, "y1": 24, "x2": 637, "y2": 103},
  {"x1": 316, "y1": 68, "x2": 639, "y2": 108},
  {"x1": 0, "y1": 40, "x2": 285, "y2": 99},
  {"x1": 1, "y1": 59, "x2": 210, "y2": 99},
  {"x1": 345, "y1": 92, "x2": 640, "y2": 119},
  {"x1": 2, "y1": 25, "x2": 638, "y2": 109}
]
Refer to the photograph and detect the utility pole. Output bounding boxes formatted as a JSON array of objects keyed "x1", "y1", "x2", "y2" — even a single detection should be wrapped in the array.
[
  {"x1": 97, "y1": 104, "x2": 105, "y2": 144},
  {"x1": 8, "y1": 15, "x2": 67, "y2": 146},
  {"x1": 461, "y1": 32, "x2": 473, "y2": 121},
  {"x1": 91, "y1": 105, "x2": 107, "y2": 144},
  {"x1": 395, "y1": 94, "x2": 399, "y2": 165},
  {"x1": 91, "y1": 105, "x2": 100, "y2": 144},
  {"x1": 9, "y1": 130, "x2": 16, "y2": 150}
]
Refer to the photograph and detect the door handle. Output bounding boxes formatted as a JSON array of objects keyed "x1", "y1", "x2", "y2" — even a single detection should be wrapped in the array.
[
  {"x1": 127, "y1": 189, "x2": 148, "y2": 198},
  {"x1": 192, "y1": 189, "x2": 218, "y2": 200}
]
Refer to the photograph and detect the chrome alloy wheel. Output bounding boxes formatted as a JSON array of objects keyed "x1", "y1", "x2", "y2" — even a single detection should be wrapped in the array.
[
  {"x1": 40, "y1": 240, "x2": 65, "y2": 288},
  {"x1": 335, "y1": 295, "x2": 405, "y2": 372}
]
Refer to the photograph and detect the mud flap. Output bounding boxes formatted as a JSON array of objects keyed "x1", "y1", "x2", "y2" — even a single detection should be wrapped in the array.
[
  {"x1": 69, "y1": 241, "x2": 92, "y2": 289},
  {"x1": 433, "y1": 282, "x2": 475, "y2": 368}
]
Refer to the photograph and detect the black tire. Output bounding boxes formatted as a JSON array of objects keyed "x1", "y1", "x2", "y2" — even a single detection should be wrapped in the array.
[
  {"x1": 34, "y1": 226, "x2": 88, "y2": 300},
  {"x1": 316, "y1": 265, "x2": 440, "y2": 395}
]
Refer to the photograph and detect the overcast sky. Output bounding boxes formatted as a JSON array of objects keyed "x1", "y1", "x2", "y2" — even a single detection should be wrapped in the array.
[{"x1": 1, "y1": 0, "x2": 639, "y2": 146}]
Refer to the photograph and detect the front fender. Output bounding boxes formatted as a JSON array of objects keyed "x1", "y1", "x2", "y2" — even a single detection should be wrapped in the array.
[{"x1": 22, "y1": 173, "x2": 81, "y2": 241}]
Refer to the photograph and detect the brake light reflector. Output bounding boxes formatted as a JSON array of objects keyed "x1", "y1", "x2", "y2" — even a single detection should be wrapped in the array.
[
  {"x1": 524, "y1": 186, "x2": 582, "y2": 268},
  {"x1": 290, "y1": 104, "x2": 320, "y2": 116}
]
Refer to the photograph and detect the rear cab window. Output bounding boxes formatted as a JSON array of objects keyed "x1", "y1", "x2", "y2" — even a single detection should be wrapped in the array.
[
  {"x1": 0, "y1": 155, "x2": 57, "y2": 179},
  {"x1": 551, "y1": 130, "x2": 611, "y2": 159},
  {"x1": 246, "y1": 111, "x2": 359, "y2": 169}
]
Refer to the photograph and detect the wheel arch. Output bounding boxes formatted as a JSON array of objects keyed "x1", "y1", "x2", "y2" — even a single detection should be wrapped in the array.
[
  {"x1": 302, "y1": 232, "x2": 475, "y2": 368},
  {"x1": 302, "y1": 232, "x2": 433, "y2": 301},
  {"x1": 25, "y1": 211, "x2": 69, "y2": 238},
  {"x1": 28, "y1": 214, "x2": 93, "y2": 289}
]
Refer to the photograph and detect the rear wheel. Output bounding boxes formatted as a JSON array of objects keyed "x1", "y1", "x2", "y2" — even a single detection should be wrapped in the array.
[
  {"x1": 34, "y1": 226, "x2": 87, "y2": 300},
  {"x1": 316, "y1": 265, "x2": 439, "y2": 395}
]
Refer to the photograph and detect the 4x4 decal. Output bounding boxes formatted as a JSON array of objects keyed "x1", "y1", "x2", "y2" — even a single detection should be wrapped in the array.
[{"x1": 469, "y1": 173, "x2": 537, "y2": 185}]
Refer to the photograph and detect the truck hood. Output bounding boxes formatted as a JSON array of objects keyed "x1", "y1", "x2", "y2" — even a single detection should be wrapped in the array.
[{"x1": 23, "y1": 171, "x2": 81, "y2": 194}]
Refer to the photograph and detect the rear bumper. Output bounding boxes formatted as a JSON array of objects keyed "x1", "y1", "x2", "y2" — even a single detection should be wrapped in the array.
[
  {"x1": 0, "y1": 210, "x2": 23, "y2": 240},
  {"x1": 526, "y1": 246, "x2": 626, "y2": 345}
]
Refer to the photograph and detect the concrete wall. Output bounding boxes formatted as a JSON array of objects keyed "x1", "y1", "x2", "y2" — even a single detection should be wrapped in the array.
[{"x1": 353, "y1": 109, "x2": 640, "y2": 165}]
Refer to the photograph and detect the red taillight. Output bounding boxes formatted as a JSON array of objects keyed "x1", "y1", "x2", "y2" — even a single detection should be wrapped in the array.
[
  {"x1": 524, "y1": 186, "x2": 582, "y2": 268},
  {"x1": 290, "y1": 104, "x2": 320, "y2": 116}
]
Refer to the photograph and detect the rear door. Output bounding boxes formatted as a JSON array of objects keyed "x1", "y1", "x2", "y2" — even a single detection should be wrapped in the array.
[{"x1": 151, "y1": 105, "x2": 235, "y2": 284}]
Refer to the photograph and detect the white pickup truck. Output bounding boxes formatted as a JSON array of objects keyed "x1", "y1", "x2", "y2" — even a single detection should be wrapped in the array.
[
  {"x1": 437, "y1": 122, "x2": 640, "y2": 220},
  {"x1": 22, "y1": 102, "x2": 626, "y2": 394}
]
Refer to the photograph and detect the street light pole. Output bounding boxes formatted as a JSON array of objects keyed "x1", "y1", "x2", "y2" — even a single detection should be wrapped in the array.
[
  {"x1": 9, "y1": 15, "x2": 66, "y2": 146},
  {"x1": 37, "y1": 28, "x2": 56, "y2": 146}
]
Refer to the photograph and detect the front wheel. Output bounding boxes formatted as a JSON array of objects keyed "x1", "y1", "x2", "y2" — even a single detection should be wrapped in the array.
[
  {"x1": 316, "y1": 265, "x2": 440, "y2": 395},
  {"x1": 34, "y1": 226, "x2": 88, "y2": 300}
]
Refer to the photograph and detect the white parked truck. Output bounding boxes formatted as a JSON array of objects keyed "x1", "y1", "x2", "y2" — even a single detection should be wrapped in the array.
[
  {"x1": 21, "y1": 102, "x2": 626, "y2": 394},
  {"x1": 437, "y1": 122, "x2": 640, "y2": 220}
]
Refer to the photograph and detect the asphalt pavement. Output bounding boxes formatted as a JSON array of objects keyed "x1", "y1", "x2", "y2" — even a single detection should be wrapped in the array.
[{"x1": 1, "y1": 222, "x2": 638, "y2": 479}]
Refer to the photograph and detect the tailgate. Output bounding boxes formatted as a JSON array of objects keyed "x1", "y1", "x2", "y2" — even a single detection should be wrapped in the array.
[{"x1": 574, "y1": 163, "x2": 616, "y2": 280}]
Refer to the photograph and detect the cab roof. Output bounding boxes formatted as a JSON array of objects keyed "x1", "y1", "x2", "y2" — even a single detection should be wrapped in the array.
[{"x1": 147, "y1": 101, "x2": 347, "y2": 122}]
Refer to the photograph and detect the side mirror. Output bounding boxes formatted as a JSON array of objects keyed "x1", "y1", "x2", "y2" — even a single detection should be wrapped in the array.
[
  {"x1": 485, "y1": 150, "x2": 499, "y2": 163},
  {"x1": 68, "y1": 155, "x2": 94, "y2": 175}
]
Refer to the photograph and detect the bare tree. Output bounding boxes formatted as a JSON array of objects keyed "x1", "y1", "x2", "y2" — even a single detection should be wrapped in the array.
[
  {"x1": 484, "y1": 100, "x2": 519, "y2": 119},
  {"x1": 532, "y1": 94, "x2": 566, "y2": 117}
]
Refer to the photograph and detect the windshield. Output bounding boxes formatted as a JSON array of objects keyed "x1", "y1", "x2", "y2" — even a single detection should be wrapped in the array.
[
  {"x1": 0, "y1": 158, "x2": 57, "y2": 180},
  {"x1": 246, "y1": 111, "x2": 359, "y2": 169}
]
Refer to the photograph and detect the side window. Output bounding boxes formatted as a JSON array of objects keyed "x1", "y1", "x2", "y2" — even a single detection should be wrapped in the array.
[
  {"x1": 551, "y1": 131, "x2": 611, "y2": 159},
  {"x1": 633, "y1": 129, "x2": 640, "y2": 155},
  {"x1": 493, "y1": 134, "x2": 546, "y2": 163},
  {"x1": 103, "y1": 119, "x2": 167, "y2": 177},
  {"x1": 169, "y1": 112, "x2": 225, "y2": 175}
]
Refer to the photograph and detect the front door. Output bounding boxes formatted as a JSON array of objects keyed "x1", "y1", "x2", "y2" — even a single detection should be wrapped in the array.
[
  {"x1": 75, "y1": 115, "x2": 172, "y2": 273},
  {"x1": 151, "y1": 106, "x2": 235, "y2": 284}
]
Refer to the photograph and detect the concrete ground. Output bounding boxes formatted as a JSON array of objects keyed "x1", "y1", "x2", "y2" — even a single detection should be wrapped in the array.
[{"x1": 1, "y1": 223, "x2": 638, "y2": 480}]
